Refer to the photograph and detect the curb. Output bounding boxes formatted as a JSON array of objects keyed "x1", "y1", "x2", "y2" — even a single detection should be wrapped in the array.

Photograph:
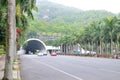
[
  {"x1": 13, "y1": 58, "x2": 21, "y2": 80},
  {"x1": 15, "y1": 56, "x2": 21, "y2": 80},
  {"x1": 0, "y1": 55, "x2": 21, "y2": 80}
]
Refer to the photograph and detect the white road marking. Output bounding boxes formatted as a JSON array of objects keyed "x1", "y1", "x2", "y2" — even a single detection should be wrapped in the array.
[{"x1": 32, "y1": 59, "x2": 83, "y2": 80}]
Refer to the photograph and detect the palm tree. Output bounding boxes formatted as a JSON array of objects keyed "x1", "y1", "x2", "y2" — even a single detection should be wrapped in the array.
[
  {"x1": 2, "y1": 0, "x2": 37, "y2": 80},
  {"x1": 2, "y1": 0, "x2": 16, "y2": 80},
  {"x1": 16, "y1": 0, "x2": 37, "y2": 47},
  {"x1": 104, "y1": 17, "x2": 118, "y2": 54}
]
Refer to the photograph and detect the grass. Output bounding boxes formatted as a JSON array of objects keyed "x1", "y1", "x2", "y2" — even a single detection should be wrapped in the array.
[
  {"x1": 13, "y1": 67, "x2": 18, "y2": 71},
  {"x1": 13, "y1": 78, "x2": 20, "y2": 80},
  {"x1": 0, "y1": 49, "x2": 5, "y2": 55}
]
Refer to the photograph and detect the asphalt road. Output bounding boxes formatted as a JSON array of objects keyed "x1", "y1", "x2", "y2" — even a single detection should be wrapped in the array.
[{"x1": 20, "y1": 55, "x2": 120, "y2": 80}]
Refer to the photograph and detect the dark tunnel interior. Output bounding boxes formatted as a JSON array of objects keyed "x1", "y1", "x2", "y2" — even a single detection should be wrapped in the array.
[{"x1": 22, "y1": 40, "x2": 46, "y2": 54}]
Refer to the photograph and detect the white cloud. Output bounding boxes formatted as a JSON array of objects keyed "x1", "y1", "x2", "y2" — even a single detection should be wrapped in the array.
[{"x1": 49, "y1": 0, "x2": 120, "y2": 13}]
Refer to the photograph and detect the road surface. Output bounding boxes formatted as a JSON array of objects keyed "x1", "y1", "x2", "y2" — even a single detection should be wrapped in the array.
[{"x1": 20, "y1": 55, "x2": 120, "y2": 80}]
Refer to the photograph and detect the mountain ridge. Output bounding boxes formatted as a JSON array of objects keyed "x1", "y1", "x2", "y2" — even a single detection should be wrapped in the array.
[{"x1": 29, "y1": 0, "x2": 116, "y2": 35}]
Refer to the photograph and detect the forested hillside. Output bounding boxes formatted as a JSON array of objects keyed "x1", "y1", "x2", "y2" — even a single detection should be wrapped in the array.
[{"x1": 28, "y1": 0, "x2": 116, "y2": 36}]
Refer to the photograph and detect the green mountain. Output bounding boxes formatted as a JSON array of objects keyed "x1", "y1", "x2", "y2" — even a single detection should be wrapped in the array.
[{"x1": 28, "y1": 0, "x2": 116, "y2": 35}]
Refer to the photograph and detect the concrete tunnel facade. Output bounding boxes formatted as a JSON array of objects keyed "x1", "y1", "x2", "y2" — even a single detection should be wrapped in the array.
[{"x1": 22, "y1": 38, "x2": 46, "y2": 54}]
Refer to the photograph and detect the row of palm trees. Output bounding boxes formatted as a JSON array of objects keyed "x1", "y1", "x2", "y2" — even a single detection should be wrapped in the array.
[{"x1": 54, "y1": 16, "x2": 120, "y2": 55}]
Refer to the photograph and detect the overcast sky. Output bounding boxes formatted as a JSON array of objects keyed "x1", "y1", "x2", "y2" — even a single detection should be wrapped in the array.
[{"x1": 48, "y1": 0, "x2": 120, "y2": 14}]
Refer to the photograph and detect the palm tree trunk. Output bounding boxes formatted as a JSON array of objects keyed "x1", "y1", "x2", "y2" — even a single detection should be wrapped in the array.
[
  {"x1": 92, "y1": 41, "x2": 94, "y2": 52},
  {"x1": 2, "y1": 0, "x2": 16, "y2": 80},
  {"x1": 107, "y1": 43, "x2": 109, "y2": 54},
  {"x1": 110, "y1": 36, "x2": 113, "y2": 54},
  {"x1": 84, "y1": 44, "x2": 87, "y2": 54},
  {"x1": 63, "y1": 44, "x2": 66, "y2": 54},
  {"x1": 72, "y1": 44, "x2": 74, "y2": 54},
  {"x1": 100, "y1": 40, "x2": 102, "y2": 54},
  {"x1": 62, "y1": 44, "x2": 64, "y2": 54},
  {"x1": 66, "y1": 44, "x2": 68, "y2": 54},
  {"x1": 101, "y1": 40, "x2": 103, "y2": 54},
  {"x1": 69, "y1": 44, "x2": 71, "y2": 54},
  {"x1": 104, "y1": 41, "x2": 108, "y2": 54},
  {"x1": 60, "y1": 44, "x2": 62, "y2": 54},
  {"x1": 96, "y1": 41, "x2": 99, "y2": 55}
]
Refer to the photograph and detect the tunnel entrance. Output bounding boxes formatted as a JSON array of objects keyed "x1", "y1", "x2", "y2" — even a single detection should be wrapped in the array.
[{"x1": 22, "y1": 38, "x2": 46, "y2": 54}]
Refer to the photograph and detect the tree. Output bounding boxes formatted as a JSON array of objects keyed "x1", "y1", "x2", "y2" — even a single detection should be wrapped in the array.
[
  {"x1": 2, "y1": 0, "x2": 16, "y2": 80},
  {"x1": 16, "y1": 0, "x2": 37, "y2": 47},
  {"x1": 0, "y1": 0, "x2": 7, "y2": 46},
  {"x1": 104, "y1": 17, "x2": 118, "y2": 54},
  {"x1": 1, "y1": 0, "x2": 37, "y2": 80}
]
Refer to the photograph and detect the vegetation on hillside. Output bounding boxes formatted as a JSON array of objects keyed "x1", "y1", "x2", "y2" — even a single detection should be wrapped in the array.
[
  {"x1": 28, "y1": 0, "x2": 120, "y2": 55},
  {"x1": 28, "y1": 0, "x2": 116, "y2": 36}
]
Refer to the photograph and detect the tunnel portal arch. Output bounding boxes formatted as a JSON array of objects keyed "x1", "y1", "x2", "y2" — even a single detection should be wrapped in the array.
[{"x1": 22, "y1": 38, "x2": 46, "y2": 54}]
